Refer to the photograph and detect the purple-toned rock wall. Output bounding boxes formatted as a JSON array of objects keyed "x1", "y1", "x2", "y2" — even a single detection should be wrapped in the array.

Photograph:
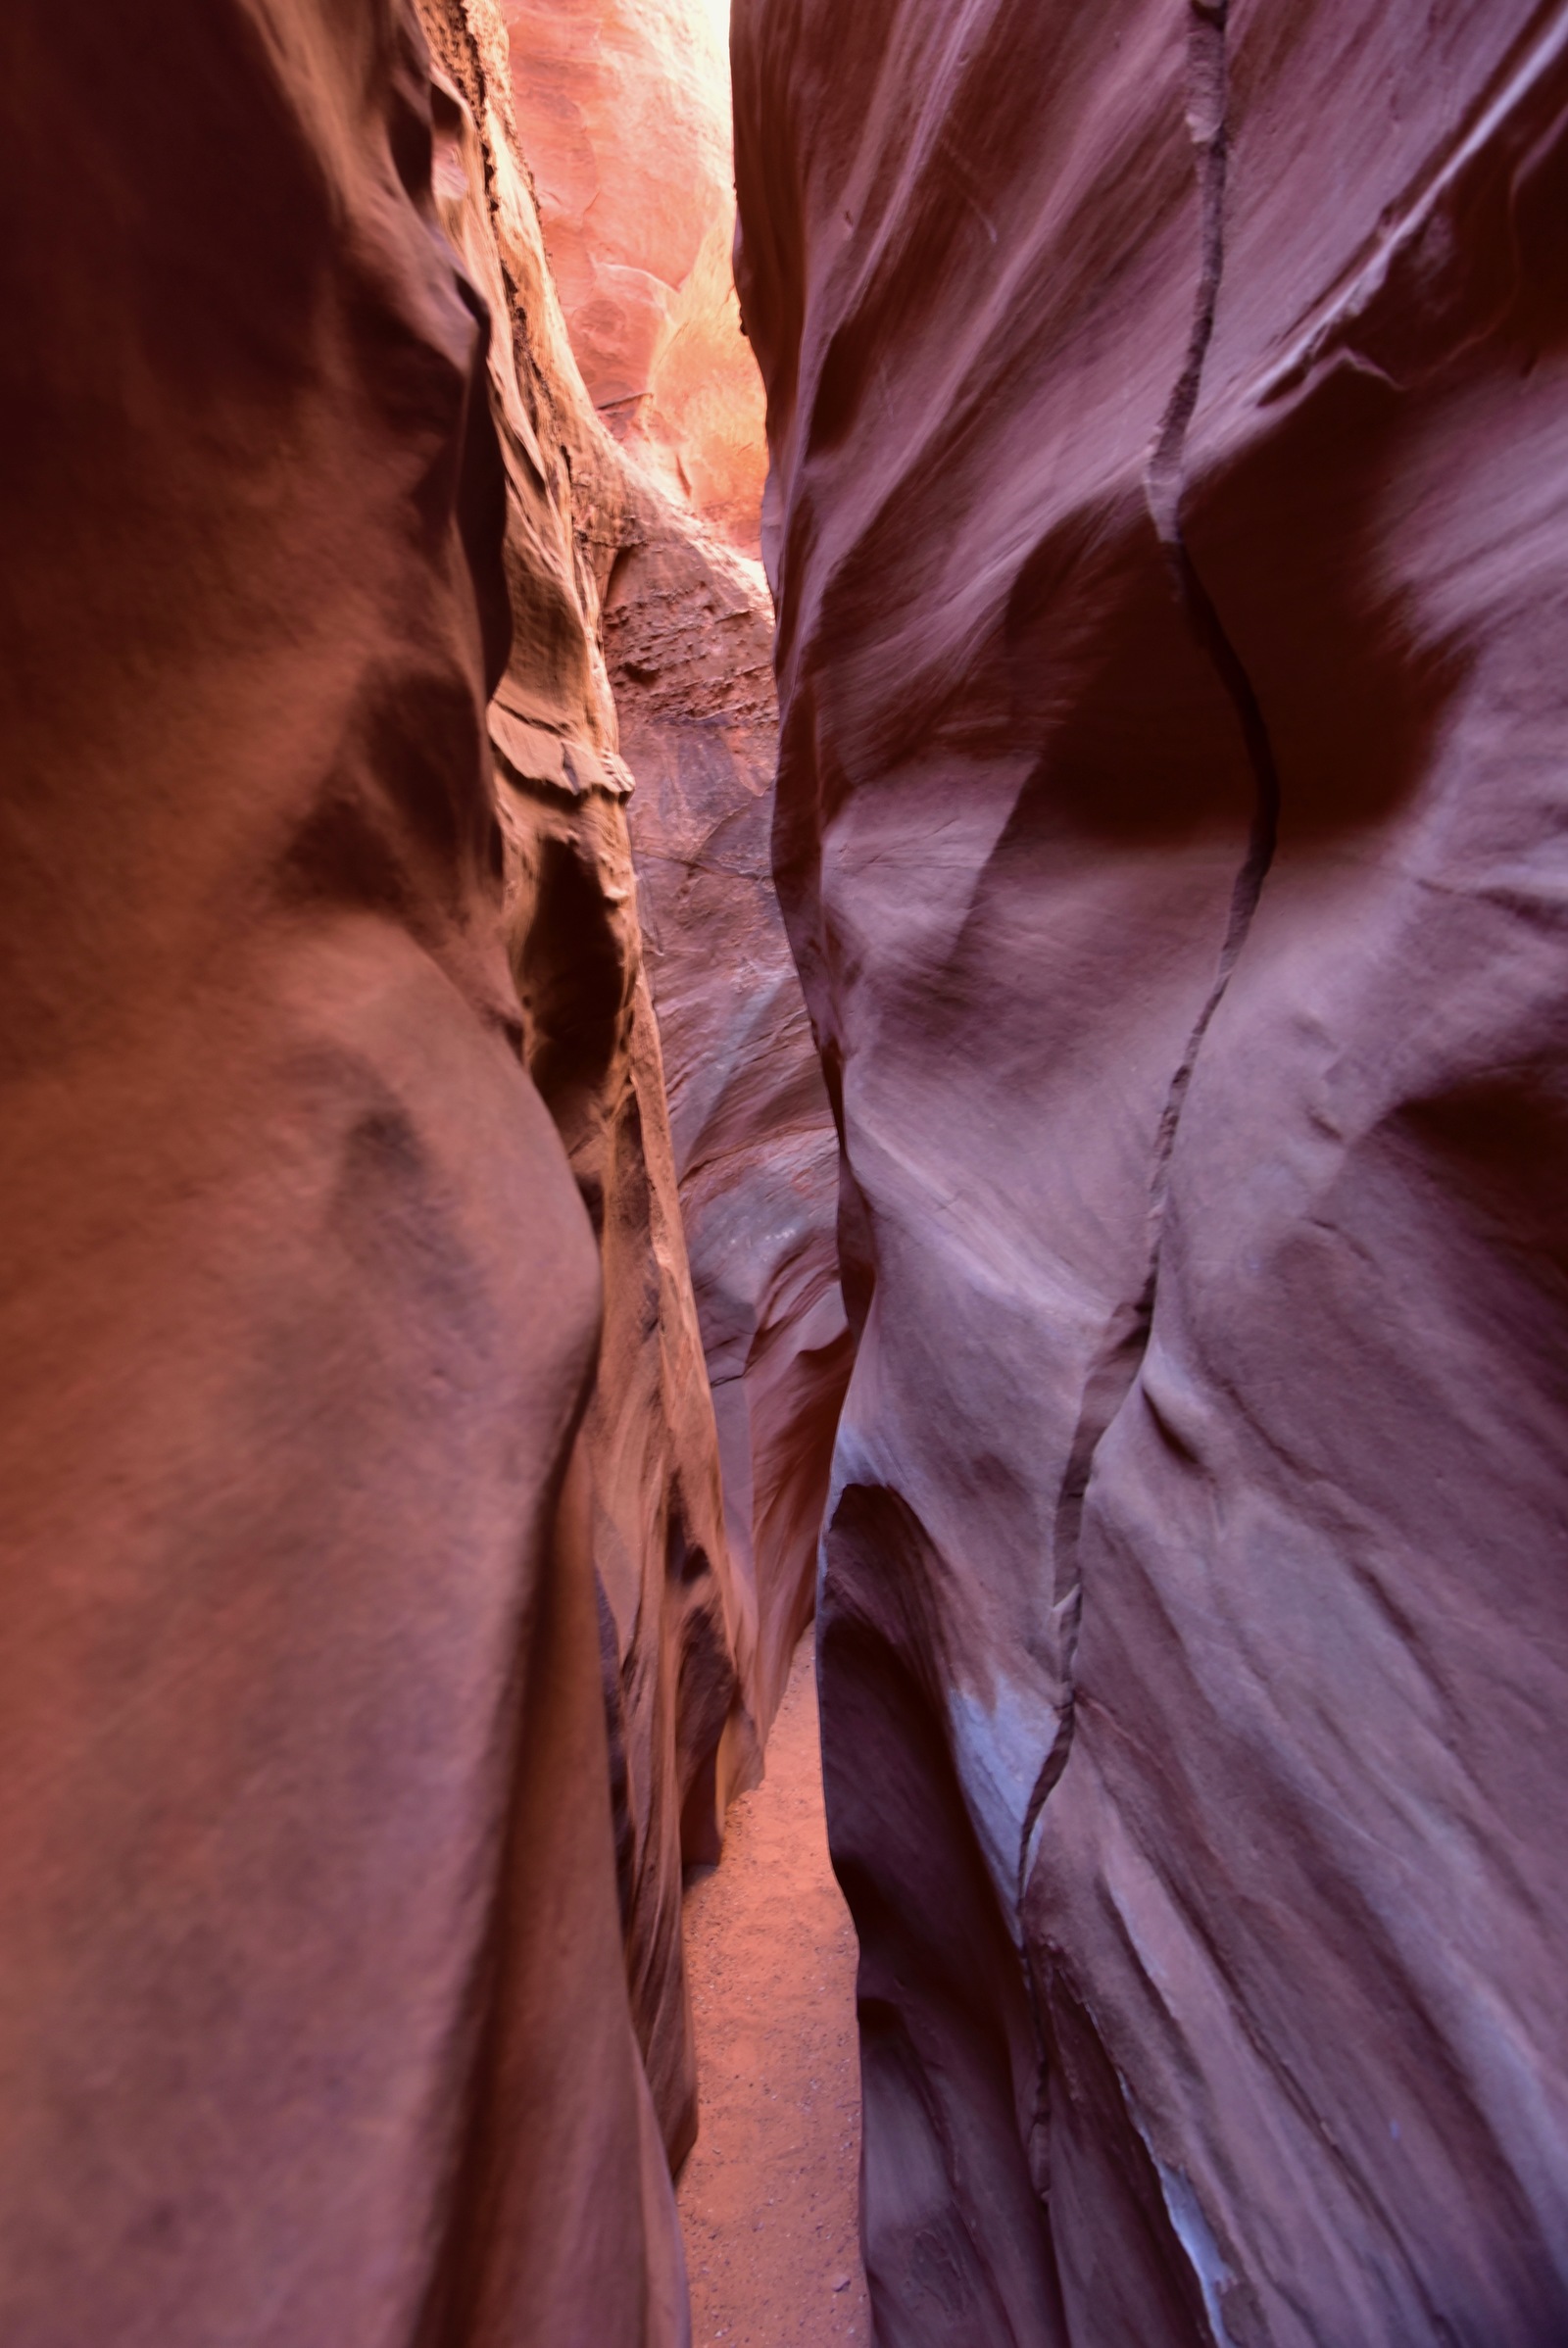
[
  {"x1": 607, "y1": 501, "x2": 852, "y2": 1741},
  {"x1": 734, "y1": 1, "x2": 1568, "y2": 2338}
]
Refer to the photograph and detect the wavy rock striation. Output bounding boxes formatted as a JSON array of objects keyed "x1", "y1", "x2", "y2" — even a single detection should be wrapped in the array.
[
  {"x1": 607, "y1": 494, "x2": 853, "y2": 1740},
  {"x1": 489, "y1": 2, "x2": 852, "y2": 1653},
  {"x1": 418, "y1": 0, "x2": 850, "y2": 2151},
  {"x1": 735, "y1": 1, "x2": 1568, "y2": 2340},
  {"x1": 0, "y1": 1, "x2": 685, "y2": 2339}
]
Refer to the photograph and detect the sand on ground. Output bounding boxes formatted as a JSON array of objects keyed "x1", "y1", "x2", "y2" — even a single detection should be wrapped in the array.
[{"x1": 678, "y1": 1632, "x2": 870, "y2": 2345}]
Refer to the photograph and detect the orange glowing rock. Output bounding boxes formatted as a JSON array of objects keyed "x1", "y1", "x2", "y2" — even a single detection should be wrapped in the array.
[{"x1": 502, "y1": 0, "x2": 768, "y2": 553}]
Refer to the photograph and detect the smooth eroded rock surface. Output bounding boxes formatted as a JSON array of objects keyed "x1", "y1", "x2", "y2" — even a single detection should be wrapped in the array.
[
  {"x1": 502, "y1": 0, "x2": 767, "y2": 550},
  {"x1": 0, "y1": 2, "x2": 684, "y2": 2339},
  {"x1": 734, "y1": 1, "x2": 1568, "y2": 2339}
]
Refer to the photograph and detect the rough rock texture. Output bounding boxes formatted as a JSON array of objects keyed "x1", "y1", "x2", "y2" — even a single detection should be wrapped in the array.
[
  {"x1": 452, "y1": 0, "x2": 846, "y2": 1751},
  {"x1": 501, "y1": 0, "x2": 767, "y2": 551},
  {"x1": 416, "y1": 0, "x2": 847, "y2": 2154},
  {"x1": 418, "y1": 0, "x2": 760, "y2": 2172},
  {"x1": 734, "y1": 2, "x2": 1568, "y2": 2341},
  {"x1": 0, "y1": 2, "x2": 684, "y2": 2340},
  {"x1": 607, "y1": 501, "x2": 853, "y2": 1737}
]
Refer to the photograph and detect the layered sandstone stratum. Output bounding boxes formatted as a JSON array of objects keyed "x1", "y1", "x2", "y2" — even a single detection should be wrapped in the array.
[{"x1": 734, "y1": 0, "x2": 1568, "y2": 2341}]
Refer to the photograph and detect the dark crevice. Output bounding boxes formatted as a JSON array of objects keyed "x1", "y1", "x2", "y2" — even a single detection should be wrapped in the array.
[{"x1": 1018, "y1": 0, "x2": 1282, "y2": 1909}]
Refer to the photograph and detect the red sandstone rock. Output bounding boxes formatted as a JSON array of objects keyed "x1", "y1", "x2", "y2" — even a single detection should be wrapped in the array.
[
  {"x1": 734, "y1": 0, "x2": 1568, "y2": 2339},
  {"x1": 0, "y1": 3, "x2": 683, "y2": 2340},
  {"x1": 442, "y1": 0, "x2": 844, "y2": 1752},
  {"x1": 416, "y1": 0, "x2": 847, "y2": 2153},
  {"x1": 419, "y1": 0, "x2": 760, "y2": 2173},
  {"x1": 501, "y1": 0, "x2": 767, "y2": 552},
  {"x1": 608, "y1": 497, "x2": 852, "y2": 1738}
]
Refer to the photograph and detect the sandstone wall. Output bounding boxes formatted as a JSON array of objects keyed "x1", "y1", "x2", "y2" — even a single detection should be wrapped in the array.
[
  {"x1": 734, "y1": 1, "x2": 1568, "y2": 2340},
  {"x1": 0, "y1": 2, "x2": 684, "y2": 2339},
  {"x1": 501, "y1": 0, "x2": 767, "y2": 552},
  {"x1": 417, "y1": 0, "x2": 849, "y2": 2152},
  {"x1": 606, "y1": 495, "x2": 854, "y2": 1736},
  {"x1": 442, "y1": 0, "x2": 845, "y2": 1751}
]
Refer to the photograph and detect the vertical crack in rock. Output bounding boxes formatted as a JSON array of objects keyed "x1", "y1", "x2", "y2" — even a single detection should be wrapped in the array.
[{"x1": 1019, "y1": 0, "x2": 1281, "y2": 1901}]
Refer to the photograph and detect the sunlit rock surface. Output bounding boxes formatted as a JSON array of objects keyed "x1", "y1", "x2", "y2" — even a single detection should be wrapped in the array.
[
  {"x1": 0, "y1": 2, "x2": 684, "y2": 2338},
  {"x1": 501, "y1": 0, "x2": 767, "y2": 552},
  {"x1": 734, "y1": 0, "x2": 1568, "y2": 2340}
]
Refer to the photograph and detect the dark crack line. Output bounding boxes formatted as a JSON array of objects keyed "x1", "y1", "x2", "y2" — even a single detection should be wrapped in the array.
[{"x1": 1017, "y1": 0, "x2": 1280, "y2": 1918}]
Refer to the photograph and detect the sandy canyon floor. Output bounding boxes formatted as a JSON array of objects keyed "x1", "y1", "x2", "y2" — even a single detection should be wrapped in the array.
[{"x1": 678, "y1": 1633, "x2": 870, "y2": 2344}]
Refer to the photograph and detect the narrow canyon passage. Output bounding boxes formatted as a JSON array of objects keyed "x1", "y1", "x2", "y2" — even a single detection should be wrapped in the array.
[
  {"x1": 679, "y1": 1635, "x2": 869, "y2": 2346},
  {"x1": 5, "y1": 2, "x2": 1568, "y2": 2345}
]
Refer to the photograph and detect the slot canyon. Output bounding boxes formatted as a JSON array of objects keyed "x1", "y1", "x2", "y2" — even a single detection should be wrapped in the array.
[{"x1": 2, "y1": 1, "x2": 1566, "y2": 2344}]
